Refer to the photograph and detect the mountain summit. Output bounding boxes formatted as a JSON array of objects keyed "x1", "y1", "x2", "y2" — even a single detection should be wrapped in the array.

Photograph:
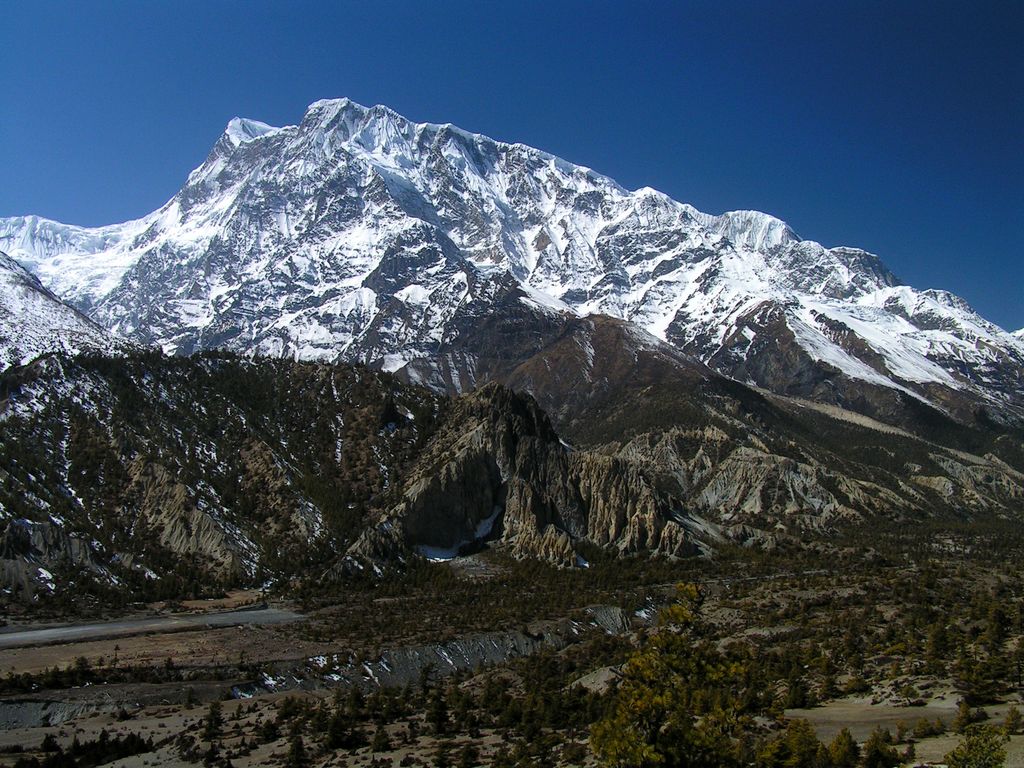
[{"x1": 2, "y1": 99, "x2": 1021, "y2": 424}]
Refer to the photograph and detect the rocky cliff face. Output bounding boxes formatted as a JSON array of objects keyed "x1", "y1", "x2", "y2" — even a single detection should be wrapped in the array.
[
  {"x1": 2, "y1": 99, "x2": 1021, "y2": 427},
  {"x1": 347, "y1": 384, "x2": 698, "y2": 568},
  {"x1": 0, "y1": 518, "x2": 102, "y2": 600},
  {"x1": 348, "y1": 384, "x2": 577, "y2": 566}
]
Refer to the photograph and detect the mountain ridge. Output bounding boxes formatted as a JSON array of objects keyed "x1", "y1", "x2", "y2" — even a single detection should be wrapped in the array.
[
  {"x1": 1, "y1": 98, "x2": 1020, "y2": 427},
  {"x1": 3, "y1": 347, "x2": 1021, "y2": 604}
]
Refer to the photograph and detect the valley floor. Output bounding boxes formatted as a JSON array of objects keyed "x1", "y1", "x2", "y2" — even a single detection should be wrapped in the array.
[{"x1": 1, "y1": 537, "x2": 1023, "y2": 767}]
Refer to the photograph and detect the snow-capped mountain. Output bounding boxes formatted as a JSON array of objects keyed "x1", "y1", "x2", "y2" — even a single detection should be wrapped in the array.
[
  {"x1": 2, "y1": 99, "x2": 1021, "y2": 422},
  {"x1": 0, "y1": 215, "x2": 149, "y2": 313},
  {"x1": 0, "y1": 250, "x2": 123, "y2": 371}
]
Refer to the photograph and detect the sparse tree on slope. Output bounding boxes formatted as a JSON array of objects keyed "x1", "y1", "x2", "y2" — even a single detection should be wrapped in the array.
[
  {"x1": 944, "y1": 724, "x2": 1009, "y2": 768},
  {"x1": 827, "y1": 727, "x2": 859, "y2": 768},
  {"x1": 860, "y1": 727, "x2": 899, "y2": 768},
  {"x1": 590, "y1": 584, "x2": 745, "y2": 768}
]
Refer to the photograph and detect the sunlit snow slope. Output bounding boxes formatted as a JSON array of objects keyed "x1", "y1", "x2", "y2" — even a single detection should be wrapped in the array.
[
  {"x1": 0, "y1": 251, "x2": 123, "y2": 370},
  {"x1": 2, "y1": 99, "x2": 1021, "y2": 419}
]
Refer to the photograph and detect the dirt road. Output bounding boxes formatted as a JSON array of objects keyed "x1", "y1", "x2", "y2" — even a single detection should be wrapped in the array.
[{"x1": 0, "y1": 606, "x2": 303, "y2": 650}]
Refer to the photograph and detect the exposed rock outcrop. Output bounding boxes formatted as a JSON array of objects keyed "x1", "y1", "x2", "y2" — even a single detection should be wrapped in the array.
[
  {"x1": 124, "y1": 458, "x2": 248, "y2": 578},
  {"x1": 348, "y1": 384, "x2": 699, "y2": 566},
  {"x1": 0, "y1": 519, "x2": 101, "y2": 599}
]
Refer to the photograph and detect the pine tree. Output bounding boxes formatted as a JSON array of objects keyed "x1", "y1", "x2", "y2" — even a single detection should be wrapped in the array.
[
  {"x1": 827, "y1": 727, "x2": 859, "y2": 768},
  {"x1": 590, "y1": 584, "x2": 744, "y2": 768},
  {"x1": 1003, "y1": 704, "x2": 1022, "y2": 735},
  {"x1": 433, "y1": 740, "x2": 453, "y2": 768},
  {"x1": 259, "y1": 719, "x2": 280, "y2": 744},
  {"x1": 944, "y1": 725, "x2": 1009, "y2": 768},
  {"x1": 926, "y1": 622, "x2": 951, "y2": 667},
  {"x1": 954, "y1": 700, "x2": 976, "y2": 733},
  {"x1": 203, "y1": 701, "x2": 223, "y2": 742},
  {"x1": 371, "y1": 726, "x2": 391, "y2": 753},
  {"x1": 346, "y1": 685, "x2": 365, "y2": 719},
  {"x1": 457, "y1": 743, "x2": 480, "y2": 768},
  {"x1": 286, "y1": 733, "x2": 308, "y2": 768},
  {"x1": 860, "y1": 727, "x2": 899, "y2": 768},
  {"x1": 754, "y1": 719, "x2": 825, "y2": 768},
  {"x1": 325, "y1": 709, "x2": 359, "y2": 750},
  {"x1": 427, "y1": 688, "x2": 449, "y2": 736}
]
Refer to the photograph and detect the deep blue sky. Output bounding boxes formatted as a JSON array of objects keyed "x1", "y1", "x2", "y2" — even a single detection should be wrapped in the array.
[{"x1": 3, "y1": 1, "x2": 1021, "y2": 330}]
